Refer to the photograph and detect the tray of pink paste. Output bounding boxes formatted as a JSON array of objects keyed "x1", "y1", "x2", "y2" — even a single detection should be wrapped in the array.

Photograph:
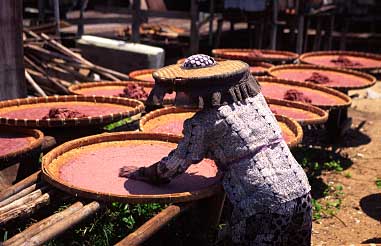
[
  {"x1": 266, "y1": 98, "x2": 328, "y2": 125},
  {"x1": 68, "y1": 81, "x2": 175, "y2": 104},
  {"x1": 128, "y1": 69, "x2": 156, "y2": 83},
  {"x1": 42, "y1": 132, "x2": 222, "y2": 203},
  {"x1": 0, "y1": 95, "x2": 144, "y2": 128},
  {"x1": 212, "y1": 48, "x2": 298, "y2": 63},
  {"x1": 257, "y1": 76, "x2": 352, "y2": 109},
  {"x1": 0, "y1": 126, "x2": 44, "y2": 164},
  {"x1": 139, "y1": 107, "x2": 303, "y2": 148},
  {"x1": 268, "y1": 64, "x2": 376, "y2": 90},
  {"x1": 299, "y1": 51, "x2": 381, "y2": 71}
]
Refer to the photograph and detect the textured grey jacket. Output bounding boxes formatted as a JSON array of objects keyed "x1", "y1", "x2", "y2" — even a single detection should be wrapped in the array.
[{"x1": 156, "y1": 93, "x2": 311, "y2": 221}]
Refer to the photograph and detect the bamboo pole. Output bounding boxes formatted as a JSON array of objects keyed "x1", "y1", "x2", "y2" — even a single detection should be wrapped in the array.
[
  {"x1": 0, "y1": 186, "x2": 49, "y2": 214},
  {"x1": 0, "y1": 190, "x2": 54, "y2": 226},
  {"x1": 0, "y1": 182, "x2": 42, "y2": 208},
  {"x1": 24, "y1": 56, "x2": 45, "y2": 74},
  {"x1": 22, "y1": 201, "x2": 101, "y2": 246},
  {"x1": 115, "y1": 203, "x2": 192, "y2": 246},
  {"x1": 25, "y1": 70, "x2": 48, "y2": 96},
  {"x1": 0, "y1": 171, "x2": 41, "y2": 202},
  {"x1": 4, "y1": 202, "x2": 84, "y2": 246}
]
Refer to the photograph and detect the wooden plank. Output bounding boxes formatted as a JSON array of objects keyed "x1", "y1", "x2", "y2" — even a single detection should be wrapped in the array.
[
  {"x1": 0, "y1": 0, "x2": 27, "y2": 100},
  {"x1": 116, "y1": 203, "x2": 192, "y2": 246}
]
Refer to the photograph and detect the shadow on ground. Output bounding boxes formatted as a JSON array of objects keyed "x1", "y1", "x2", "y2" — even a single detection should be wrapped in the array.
[
  {"x1": 360, "y1": 193, "x2": 381, "y2": 222},
  {"x1": 362, "y1": 238, "x2": 381, "y2": 244}
]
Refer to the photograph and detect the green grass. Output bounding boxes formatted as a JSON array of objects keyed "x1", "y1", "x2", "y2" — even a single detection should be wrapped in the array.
[
  {"x1": 312, "y1": 184, "x2": 344, "y2": 220},
  {"x1": 376, "y1": 178, "x2": 381, "y2": 189}
]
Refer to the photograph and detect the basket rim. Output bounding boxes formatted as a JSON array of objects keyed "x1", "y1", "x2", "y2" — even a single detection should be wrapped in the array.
[
  {"x1": 212, "y1": 48, "x2": 299, "y2": 62},
  {"x1": 267, "y1": 98, "x2": 328, "y2": 125},
  {"x1": 299, "y1": 50, "x2": 381, "y2": 71},
  {"x1": 268, "y1": 64, "x2": 377, "y2": 90},
  {"x1": 128, "y1": 69, "x2": 156, "y2": 83},
  {"x1": 275, "y1": 114, "x2": 303, "y2": 148},
  {"x1": 68, "y1": 81, "x2": 175, "y2": 105},
  {"x1": 257, "y1": 76, "x2": 352, "y2": 109},
  {"x1": 0, "y1": 95, "x2": 145, "y2": 128},
  {"x1": 0, "y1": 126, "x2": 44, "y2": 164},
  {"x1": 41, "y1": 131, "x2": 222, "y2": 204},
  {"x1": 140, "y1": 106, "x2": 302, "y2": 148}
]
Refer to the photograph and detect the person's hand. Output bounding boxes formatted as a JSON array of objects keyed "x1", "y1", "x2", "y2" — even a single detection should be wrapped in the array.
[{"x1": 119, "y1": 166, "x2": 147, "y2": 181}]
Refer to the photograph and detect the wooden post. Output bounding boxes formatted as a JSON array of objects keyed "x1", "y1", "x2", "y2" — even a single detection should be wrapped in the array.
[
  {"x1": 190, "y1": 0, "x2": 199, "y2": 54},
  {"x1": 132, "y1": 0, "x2": 142, "y2": 43},
  {"x1": 0, "y1": 0, "x2": 27, "y2": 100}
]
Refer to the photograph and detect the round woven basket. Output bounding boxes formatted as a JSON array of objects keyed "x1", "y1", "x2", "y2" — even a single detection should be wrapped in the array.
[
  {"x1": 267, "y1": 98, "x2": 328, "y2": 125},
  {"x1": 139, "y1": 106, "x2": 303, "y2": 148},
  {"x1": 268, "y1": 64, "x2": 377, "y2": 90},
  {"x1": 212, "y1": 48, "x2": 299, "y2": 63},
  {"x1": 257, "y1": 76, "x2": 352, "y2": 110},
  {"x1": 128, "y1": 69, "x2": 156, "y2": 83},
  {"x1": 68, "y1": 81, "x2": 175, "y2": 105},
  {"x1": 299, "y1": 50, "x2": 381, "y2": 71},
  {"x1": 0, "y1": 126, "x2": 44, "y2": 165},
  {"x1": 0, "y1": 95, "x2": 145, "y2": 128},
  {"x1": 275, "y1": 114, "x2": 303, "y2": 148},
  {"x1": 42, "y1": 132, "x2": 222, "y2": 203},
  {"x1": 249, "y1": 62, "x2": 274, "y2": 76}
]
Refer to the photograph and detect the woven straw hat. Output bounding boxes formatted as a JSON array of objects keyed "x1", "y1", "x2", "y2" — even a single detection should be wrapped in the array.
[{"x1": 147, "y1": 54, "x2": 260, "y2": 108}]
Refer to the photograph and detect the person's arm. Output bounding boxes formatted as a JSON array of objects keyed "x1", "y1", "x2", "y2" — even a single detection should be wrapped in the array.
[{"x1": 119, "y1": 118, "x2": 206, "y2": 185}]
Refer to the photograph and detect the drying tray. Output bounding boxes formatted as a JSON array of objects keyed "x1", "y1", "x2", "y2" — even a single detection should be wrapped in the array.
[
  {"x1": 0, "y1": 126, "x2": 44, "y2": 165},
  {"x1": 0, "y1": 95, "x2": 144, "y2": 128},
  {"x1": 212, "y1": 48, "x2": 299, "y2": 63},
  {"x1": 139, "y1": 107, "x2": 303, "y2": 148},
  {"x1": 257, "y1": 76, "x2": 352, "y2": 110},
  {"x1": 249, "y1": 62, "x2": 274, "y2": 76},
  {"x1": 68, "y1": 81, "x2": 175, "y2": 104},
  {"x1": 268, "y1": 64, "x2": 376, "y2": 90},
  {"x1": 42, "y1": 132, "x2": 222, "y2": 203},
  {"x1": 267, "y1": 98, "x2": 328, "y2": 125},
  {"x1": 299, "y1": 50, "x2": 381, "y2": 71},
  {"x1": 128, "y1": 69, "x2": 156, "y2": 83}
]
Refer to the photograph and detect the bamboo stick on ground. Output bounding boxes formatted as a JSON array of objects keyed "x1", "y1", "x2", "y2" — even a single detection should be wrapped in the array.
[
  {"x1": 22, "y1": 201, "x2": 101, "y2": 246},
  {"x1": 0, "y1": 190, "x2": 54, "y2": 226},
  {"x1": 3, "y1": 202, "x2": 84, "y2": 246},
  {"x1": 0, "y1": 171, "x2": 41, "y2": 202},
  {"x1": 25, "y1": 70, "x2": 48, "y2": 96},
  {"x1": 0, "y1": 186, "x2": 49, "y2": 214},
  {"x1": 116, "y1": 203, "x2": 193, "y2": 246},
  {"x1": 24, "y1": 56, "x2": 45, "y2": 74},
  {"x1": 0, "y1": 182, "x2": 42, "y2": 208}
]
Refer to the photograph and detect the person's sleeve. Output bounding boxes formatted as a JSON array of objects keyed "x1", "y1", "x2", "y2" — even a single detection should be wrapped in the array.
[{"x1": 155, "y1": 118, "x2": 206, "y2": 181}]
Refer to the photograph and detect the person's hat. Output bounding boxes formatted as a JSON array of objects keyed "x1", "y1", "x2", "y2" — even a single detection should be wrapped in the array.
[{"x1": 147, "y1": 54, "x2": 261, "y2": 108}]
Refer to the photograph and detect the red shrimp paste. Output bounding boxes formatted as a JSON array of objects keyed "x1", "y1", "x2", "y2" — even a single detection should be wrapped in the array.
[
  {"x1": 42, "y1": 108, "x2": 88, "y2": 119},
  {"x1": 284, "y1": 89, "x2": 312, "y2": 103}
]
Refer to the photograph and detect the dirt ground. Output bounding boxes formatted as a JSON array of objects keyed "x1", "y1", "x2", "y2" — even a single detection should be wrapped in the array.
[{"x1": 312, "y1": 82, "x2": 381, "y2": 246}]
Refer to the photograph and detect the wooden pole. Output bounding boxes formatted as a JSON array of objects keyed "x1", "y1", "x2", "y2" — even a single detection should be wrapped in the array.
[
  {"x1": 116, "y1": 203, "x2": 192, "y2": 246},
  {"x1": 4, "y1": 202, "x2": 84, "y2": 246},
  {"x1": 0, "y1": 0, "x2": 27, "y2": 100},
  {"x1": 22, "y1": 201, "x2": 101, "y2": 246},
  {"x1": 0, "y1": 171, "x2": 41, "y2": 202},
  {"x1": 0, "y1": 190, "x2": 54, "y2": 226},
  {"x1": 0, "y1": 182, "x2": 41, "y2": 208}
]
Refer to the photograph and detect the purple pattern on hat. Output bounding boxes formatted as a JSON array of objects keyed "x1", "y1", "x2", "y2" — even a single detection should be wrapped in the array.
[{"x1": 182, "y1": 54, "x2": 216, "y2": 69}]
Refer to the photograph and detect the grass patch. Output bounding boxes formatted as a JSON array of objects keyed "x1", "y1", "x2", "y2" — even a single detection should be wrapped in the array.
[{"x1": 312, "y1": 183, "x2": 344, "y2": 220}]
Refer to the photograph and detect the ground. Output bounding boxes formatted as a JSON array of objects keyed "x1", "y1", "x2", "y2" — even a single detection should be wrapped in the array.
[{"x1": 312, "y1": 82, "x2": 381, "y2": 245}]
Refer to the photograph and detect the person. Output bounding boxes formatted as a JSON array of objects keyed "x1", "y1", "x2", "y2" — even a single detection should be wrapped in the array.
[{"x1": 119, "y1": 54, "x2": 312, "y2": 245}]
